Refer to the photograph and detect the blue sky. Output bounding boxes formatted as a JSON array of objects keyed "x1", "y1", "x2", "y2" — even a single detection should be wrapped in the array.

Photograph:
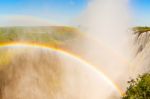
[
  {"x1": 0, "y1": 0, "x2": 149, "y2": 26},
  {"x1": 0, "y1": 0, "x2": 87, "y2": 25},
  {"x1": 131, "y1": 0, "x2": 150, "y2": 26}
]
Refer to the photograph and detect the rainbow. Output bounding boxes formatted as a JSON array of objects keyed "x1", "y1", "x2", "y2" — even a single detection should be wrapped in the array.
[{"x1": 0, "y1": 42, "x2": 123, "y2": 95}]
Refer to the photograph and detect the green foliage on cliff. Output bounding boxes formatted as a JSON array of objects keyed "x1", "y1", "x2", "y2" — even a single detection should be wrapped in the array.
[
  {"x1": 122, "y1": 73, "x2": 150, "y2": 99},
  {"x1": 133, "y1": 26, "x2": 150, "y2": 34}
]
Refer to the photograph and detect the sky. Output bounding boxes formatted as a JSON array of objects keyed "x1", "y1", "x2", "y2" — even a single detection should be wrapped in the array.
[
  {"x1": 0, "y1": 0, "x2": 87, "y2": 26},
  {"x1": 0, "y1": 0, "x2": 149, "y2": 26},
  {"x1": 131, "y1": 0, "x2": 150, "y2": 26}
]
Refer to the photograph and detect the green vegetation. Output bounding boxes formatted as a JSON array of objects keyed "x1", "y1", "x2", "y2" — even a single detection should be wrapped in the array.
[
  {"x1": 133, "y1": 26, "x2": 150, "y2": 34},
  {"x1": 0, "y1": 26, "x2": 81, "y2": 47},
  {"x1": 122, "y1": 73, "x2": 150, "y2": 99}
]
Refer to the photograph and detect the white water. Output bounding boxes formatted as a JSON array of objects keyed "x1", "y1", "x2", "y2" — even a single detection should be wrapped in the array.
[
  {"x1": 78, "y1": 0, "x2": 133, "y2": 94},
  {"x1": 0, "y1": 46, "x2": 120, "y2": 99},
  {"x1": 0, "y1": 0, "x2": 135, "y2": 98},
  {"x1": 130, "y1": 31, "x2": 150, "y2": 77}
]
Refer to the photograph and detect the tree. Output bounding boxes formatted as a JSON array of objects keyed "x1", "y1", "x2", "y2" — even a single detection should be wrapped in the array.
[{"x1": 123, "y1": 73, "x2": 150, "y2": 99}]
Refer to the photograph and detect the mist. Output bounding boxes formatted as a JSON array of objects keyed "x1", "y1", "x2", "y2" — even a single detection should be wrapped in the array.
[
  {"x1": 78, "y1": 0, "x2": 133, "y2": 94},
  {"x1": 0, "y1": 46, "x2": 120, "y2": 99},
  {"x1": 0, "y1": 0, "x2": 137, "y2": 99}
]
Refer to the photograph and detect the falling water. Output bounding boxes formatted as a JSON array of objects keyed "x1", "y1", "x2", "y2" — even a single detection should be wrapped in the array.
[
  {"x1": 0, "y1": 45, "x2": 120, "y2": 99},
  {"x1": 0, "y1": 0, "x2": 135, "y2": 99},
  {"x1": 130, "y1": 31, "x2": 150, "y2": 77}
]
